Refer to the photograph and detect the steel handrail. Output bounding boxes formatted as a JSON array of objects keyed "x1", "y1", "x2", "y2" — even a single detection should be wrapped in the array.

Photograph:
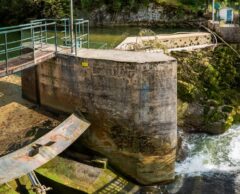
[
  {"x1": 0, "y1": 21, "x2": 58, "y2": 76},
  {"x1": 0, "y1": 22, "x2": 56, "y2": 35},
  {"x1": 0, "y1": 22, "x2": 42, "y2": 31}
]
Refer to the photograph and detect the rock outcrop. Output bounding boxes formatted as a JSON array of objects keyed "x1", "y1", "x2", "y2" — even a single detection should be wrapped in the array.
[{"x1": 88, "y1": 3, "x2": 205, "y2": 27}]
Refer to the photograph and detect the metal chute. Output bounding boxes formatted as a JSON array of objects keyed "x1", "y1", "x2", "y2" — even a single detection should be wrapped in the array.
[{"x1": 0, "y1": 113, "x2": 90, "y2": 185}]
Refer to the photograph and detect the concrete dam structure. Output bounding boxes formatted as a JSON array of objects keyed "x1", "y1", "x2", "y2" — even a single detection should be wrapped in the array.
[{"x1": 22, "y1": 48, "x2": 177, "y2": 185}]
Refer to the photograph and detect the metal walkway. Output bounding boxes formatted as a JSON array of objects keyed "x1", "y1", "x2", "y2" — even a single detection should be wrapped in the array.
[{"x1": 0, "y1": 18, "x2": 90, "y2": 77}]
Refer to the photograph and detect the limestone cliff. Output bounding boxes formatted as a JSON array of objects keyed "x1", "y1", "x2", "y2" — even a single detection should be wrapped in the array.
[{"x1": 81, "y1": 3, "x2": 205, "y2": 27}]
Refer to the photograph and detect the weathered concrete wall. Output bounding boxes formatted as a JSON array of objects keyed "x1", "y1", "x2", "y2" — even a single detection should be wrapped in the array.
[
  {"x1": 22, "y1": 49, "x2": 177, "y2": 185},
  {"x1": 22, "y1": 67, "x2": 39, "y2": 103},
  {"x1": 208, "y1": 20, "x2": 240, "y2": 43},
  {"x1": 116, "y1": 33, "x2": 212, "y2": 51}
]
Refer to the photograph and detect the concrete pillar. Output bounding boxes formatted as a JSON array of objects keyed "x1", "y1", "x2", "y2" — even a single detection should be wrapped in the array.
[{"x1": 22, "y1": 49, "x2": 177, "y2": 185}]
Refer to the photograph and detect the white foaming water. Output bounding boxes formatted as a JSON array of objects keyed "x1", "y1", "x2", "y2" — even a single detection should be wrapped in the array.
[
  {"x1": 229, "y1": 135, "x2": 240, "y2": 162},
  {"x1": 176, "y1": 125, "x2": 240, "y2": 176}
]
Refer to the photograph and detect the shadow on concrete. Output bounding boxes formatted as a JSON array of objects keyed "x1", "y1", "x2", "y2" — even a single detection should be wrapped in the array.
[
  {"x1": 36, "y1": 172, "x2": 85, "y2": 194},
  {"x1": 15, "y1": 179, "x2": 30, "y2": 194}
]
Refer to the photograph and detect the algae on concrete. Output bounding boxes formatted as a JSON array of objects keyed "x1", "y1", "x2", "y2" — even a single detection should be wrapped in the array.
[{"x1": 36, "y1": 156, "x2": 139, "y2": 193}]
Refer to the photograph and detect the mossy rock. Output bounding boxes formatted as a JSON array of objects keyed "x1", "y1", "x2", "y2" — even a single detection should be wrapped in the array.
[
  {"x1": 203, "y1": 120, "x2": 226, "y2": 134},
  {"x1": 233, "y1": 107, "x2": 240, "y2": 123},
  {"x1": 206, "y1": 99, "x2": 220, "y2": 107},
  {"x1": 177, "y1": 80, "x2": 198, "y2": 102},
  {"x1": 203, "y1": 105, "x2": 240, "y2": 134},
  {"x1": 177, "y1": 99, "x2": 189, "y2": 126},
  {"x1": 221, "y1": 105, "x2": 234, "y2": 113}
]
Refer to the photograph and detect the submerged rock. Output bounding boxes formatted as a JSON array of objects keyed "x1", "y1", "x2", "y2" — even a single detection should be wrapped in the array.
[{"x1": 166, "y1": 172, "x2": 240, "y2": 194}]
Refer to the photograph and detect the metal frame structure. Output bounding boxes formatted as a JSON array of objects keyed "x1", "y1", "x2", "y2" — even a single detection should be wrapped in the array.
[
  {"x1": 0, "y1": 18, "x2": 91, "y2": 74},
  {"x1": 0, "y1": 18, "x2": 110, "y2": 77},
  {"x1": 0, "y1": 21, "x2": 57, "y2": 75},
  {"x1": 213, "y1": 0, "x2": 215, "y2": 22},
  {"x1": 31, "y1": 18, "x2": 90, "y2": 52},
  {"x1": 28, "y1": 171, "x2": 52, "y2": 194}
]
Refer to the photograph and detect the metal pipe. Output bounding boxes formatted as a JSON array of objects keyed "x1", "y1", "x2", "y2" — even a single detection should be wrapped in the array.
[
  {"x1": 87, "y1": 21, "x2": 89, "y2": 48},
  {"x1": 74, "y1": 23, "x2": 77, "y2": 55},
  {"x1": 0, "y1": 22, "x2": 41, "y2": 32},
  {"x1": 4, "y1": 33, "x2": 8, "y2": 74},
  {"x1": 40, "y1": 25, "x2": 43, "y2": 48},
  {"x1": 212, "y1": 0, "x2": 215, "y2": 22},
  {"x1": 0, "y1": 22, "x2": 56, "y2": 35},
  {"x1": 31, "y1": 27, "x2": 35, "y2": 63},
  {"x1": 45, "y1": 21, "x2": 48, "y2": 44},
  {"x1": 70, "y1": 0, "x2": 74, "y2": 54},
  {"x1": 20, "y1": 29, "x2": 23, "y2": 55},
  {"x1": 54, "y1": 23, "x2": 58, "y2": 53}
]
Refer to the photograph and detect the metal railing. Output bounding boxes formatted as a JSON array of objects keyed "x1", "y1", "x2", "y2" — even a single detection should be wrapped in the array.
[
  {"x1": 31, "y1": 18, "x2": 90, "y2": 53},
  {"x1": 0, "y1": 18, "x2": 108, "y2": 75},
  {"x1": 74, "y1": 19, "x2": 90, "y2": 53},
  {"x1": 0, "y1": 22, "x2": 57, "y2": 74}
]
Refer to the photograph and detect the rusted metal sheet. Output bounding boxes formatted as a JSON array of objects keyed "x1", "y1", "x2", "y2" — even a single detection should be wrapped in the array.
[{"x1": 0, "y1": 114, "x2": 90, "y2": 185}]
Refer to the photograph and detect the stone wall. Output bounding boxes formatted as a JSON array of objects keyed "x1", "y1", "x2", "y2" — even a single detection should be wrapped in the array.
[
  {"x1": 208, "y1": 20, "x2": 240, "y2": 43},
  {"x1": 22, "y1": 49, "x2": 177, "y2": 185},
  {"x1": 87, "y1": 3, "x2": 205, "y2": 27},
  {"x1": 116, "y1": 33, "x2": 212, "y2": 51}
]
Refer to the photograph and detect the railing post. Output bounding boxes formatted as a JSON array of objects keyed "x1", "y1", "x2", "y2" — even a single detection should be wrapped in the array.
[
  {"x1": 64, "y1": 19, "x2": 67, "y2": 43},
  {"x1": 20, "y1": 29, "x2": 23, "y2": 55},
  {"x1": 87, "y1": 21, "x2": 90, "y2": 48},
  {"x1": 74, "y1": 23, "x2": 77, "y2": 55},
  {"x1": 45, "y1": 20, "x2": 48, "y2": 44},
  {"x1": 31, "y1": 27, "x2": 35, "y2": 63},
  {"x1": 68, "y1": 18, "x2": 70, "y2": 43},
  {"x1": 4, "y1": 33, "x2": 8, "y2": 74},
  {"x1": 54, "y1": 23, "x2": 58, "y2": 54},
  {"x1": 40, "y1": 25, "x2": 43, "y2": 48}
]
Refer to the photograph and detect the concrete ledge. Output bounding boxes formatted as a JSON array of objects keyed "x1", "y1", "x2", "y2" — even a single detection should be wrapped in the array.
[
  {"x1": 116, "y1": 32, "x2": 212, "y2": 51},
  {"x1": 208, "y1": 20, "x2": 240, "y2": 43},
  {"x1": 74, "y1": 48, "x2": 175, "y2": 63}
]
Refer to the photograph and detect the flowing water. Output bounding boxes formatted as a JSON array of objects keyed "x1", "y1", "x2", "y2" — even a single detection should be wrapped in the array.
[
  {"x1": 163, "y1": 126, "x2": 240, "y2": 194},
  {"x1": 177, "y1": 126, "x2": 240, "y2": 175}
]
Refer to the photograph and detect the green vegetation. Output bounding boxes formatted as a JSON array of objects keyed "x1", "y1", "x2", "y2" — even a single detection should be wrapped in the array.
[
  {"x1": 0, "y1": 0, "x2": 236, "y2": 25},
  {"x1": 172, "y1": 46, "x2": 240, "y2": 134},
  {"x1": 0, "y1": 176, "x2": 35, "y2": 194}
]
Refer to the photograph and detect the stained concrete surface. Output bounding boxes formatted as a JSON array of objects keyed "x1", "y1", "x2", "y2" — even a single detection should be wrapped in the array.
[{"x1": 22, "y1": 49, "x2": 177, "y2": 184}]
